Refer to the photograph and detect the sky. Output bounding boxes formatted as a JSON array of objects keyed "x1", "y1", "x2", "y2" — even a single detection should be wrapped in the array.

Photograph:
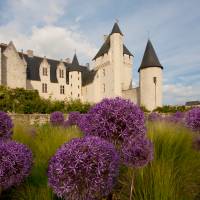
[{"x1": 0, "y1": 0, "x2": 199, "y2": 105}]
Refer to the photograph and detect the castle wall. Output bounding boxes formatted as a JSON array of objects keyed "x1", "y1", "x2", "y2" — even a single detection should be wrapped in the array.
[
  {"x1": 2, "y1": 43, "x2": 26, "y2": 88},
  {"x1": 139, "y1": 67, "x2": 162, "y2": 111},
  {"x1": 122, "y1": 87, "x2": 139, "y2": 104}
]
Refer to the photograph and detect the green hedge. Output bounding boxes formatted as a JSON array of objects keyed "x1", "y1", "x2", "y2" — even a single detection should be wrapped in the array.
[
  {"x1": 154, "y1": 105, "x2": 191, "y2": 113},
  {"x1": 0, "y1": 86, "x2": 91, "y2": 114}
]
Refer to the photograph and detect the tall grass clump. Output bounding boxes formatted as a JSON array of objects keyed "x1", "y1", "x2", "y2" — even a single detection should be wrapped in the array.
[{"x1": 116, "y1": 121, "x2": 200, "y2": 200}]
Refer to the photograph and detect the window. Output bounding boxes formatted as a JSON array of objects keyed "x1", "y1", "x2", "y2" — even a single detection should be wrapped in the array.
[
  {"x1": 71, "y1": 75, "x2": 72, "y2": 79},
  {"x1": 71, "y1": 84, "x2": 72, "y2": 87},
  {"x1": 78, "y1": 85, "x2": 80, "y2": 89},
  {"x1": 60, "y1": 85, "x2": 65, "y2": 94},
  {"x1": 43, "y1": 68, "x2": 48, "y2": 76},
  {"x1": 103, "y1": 69, "x2": 105, "y2": 76},
  {"x1": 103, "y1": 83, "x2": 105, "y2": 93},
  {"x1": 59, "y1": 69, "x2": 64, "y2": 78},
  {"x1": 71, "y1": 92, "x2": 72, "y2": 96},
  {"x1": 42, "y1": 83, "x2": 47, "y2": 93},
  {"x1": 153, "y1": 77, "x2": 157, "y2": 84},
  {"x1": 78, "y1": 94, "x2": 80, "y2": 98},
  {"x1": 78, "y1": 77, "x2": 80, "y2": 80}
]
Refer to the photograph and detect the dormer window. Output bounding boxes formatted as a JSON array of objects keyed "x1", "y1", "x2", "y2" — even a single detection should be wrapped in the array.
[
  {"x1": 43, "y1": 67, "x2": 48, "y2": 76},
  {"x1": 59, "y1": 69, "x2": 64, "y2": 78}
]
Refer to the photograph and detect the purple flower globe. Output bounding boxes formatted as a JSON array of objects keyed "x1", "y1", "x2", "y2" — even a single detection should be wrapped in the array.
[
  {"x1": 185, "y1": 107, "x2": 200, "y2": 132},
  {"x1": 78, "y1": 97, "x2": 146, "y2": 146},
  {"x1": 0, "y1": 141, "x2": 33, "y2": 191},
  {"x1": 48, "y1": 136, "x2": 119, "y2": 199},
  {"x1": 0, "y1": 111, "x2": 13, "y2": 140},
  {"x1": 167, "y1": 111, "x2": 185, "y2": 124},
  {"x1": 121, "y1": 135, "x2": 153, "y2": 168},
  {"x1": 50, "y1": 111, "x2": 64, "y2": 126},
  {"x1": 148, "y1": 112, "x2": 162, "y2": 122},
  {"x1": 63, "y1": 111, "x2": 81, "y2": 128}
]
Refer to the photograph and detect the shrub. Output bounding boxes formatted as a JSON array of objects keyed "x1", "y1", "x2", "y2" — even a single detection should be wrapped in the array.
[
  {"x1": 79, "y1": 97, "x2": 146, "y2": 147},
  {"x1": 50, "y1": 111, "x2": 64, "y2": 126},
  {"x1": 185, "y1": 107, "x2": 200, "y2": 132},
  {"x1": 0, "y1": 111, "x2": 13, "y2": 140},
  {"x1": 0, "y1": 140, "x2": 32, "y2": 191},
  {"x1": 48, "y1": 136, "x2": 119, "y2": 199}
]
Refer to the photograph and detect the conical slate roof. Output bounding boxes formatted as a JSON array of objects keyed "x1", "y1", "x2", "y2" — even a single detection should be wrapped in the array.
[
  {"x1": 71, "y1": 53, "x2": 79, "y2": 68},
  {"x1": 110, "y1": 22, "x2": 123, "y2": 36},
  {"x1": 93, "y1": 23, "x2": 132, "y2": 60},
  {"x1": 138, "y1": 40, "x2": 163, "y2": 72}
]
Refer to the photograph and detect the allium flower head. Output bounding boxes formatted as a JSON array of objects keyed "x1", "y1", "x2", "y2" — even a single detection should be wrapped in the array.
[
  {"x1": 50, "y1": 111, "x2": 64, "y2": 126},
  {"x1": 78, "y1": 97, "x2": 146, "y2": 146},
  {"x1": 121, "y1": 135, "x2": 153, "y2": 168},
  {"x1": 185, "y1": 107, "x2": 200, "y2": 132},
  {"x1": 148, "y1": 112, "x2": 162, "y2": 122},
  {"x1": 0, "y1": 111, "x2": 13, "y2": 140},
  {"x1": 0, "y1": 140, "x2": 33, "y2": 190},
  {"x1": 167, "y1": 111, "x2": 185, "y2": 124},
  {"x1": 48, "y1": 136, "x2": 119, "y2": 199},
  {"x1": 63, "y1": 111, "x2": 81, "y2": 128}
]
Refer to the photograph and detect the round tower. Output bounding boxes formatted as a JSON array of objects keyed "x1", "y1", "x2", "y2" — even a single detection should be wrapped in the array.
[{"x1": 138, "y1": 40, "x2": 163, "y2": 111}]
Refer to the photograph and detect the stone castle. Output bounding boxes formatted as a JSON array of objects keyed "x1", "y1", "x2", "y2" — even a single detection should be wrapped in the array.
[{"x1": 0, "y1": 23, "x2": 163, "y2": 111}]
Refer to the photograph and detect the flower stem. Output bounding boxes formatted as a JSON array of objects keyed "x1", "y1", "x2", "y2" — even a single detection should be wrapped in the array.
[{"x1": 129, "y1": 169, "x2": 135, "y2": 200}]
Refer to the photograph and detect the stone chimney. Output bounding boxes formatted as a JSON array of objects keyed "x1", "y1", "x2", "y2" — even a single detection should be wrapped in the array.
[
  {"x1": 27, "y1": 49, "x2": 34, "y2": 57},
  {"x1": 103, "y1": 35, "x2": 108, "y2": 41},
  {"x1": 65, "y1": 58, "x2": 71, "y2": 63}
]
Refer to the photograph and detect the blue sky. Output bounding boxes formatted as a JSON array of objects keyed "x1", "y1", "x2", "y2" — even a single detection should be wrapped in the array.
[{"x1": 0, "y1": 0, "x2": 199, "y2": 105}]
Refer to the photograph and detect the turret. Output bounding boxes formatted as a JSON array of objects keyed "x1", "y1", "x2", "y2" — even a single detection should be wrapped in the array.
[
  {"x1": 110, "y1": 22, "x2": 124, "y2": 96},
  {"x1": 139, "y1": 40, "x2": 163, "y2": 111}
]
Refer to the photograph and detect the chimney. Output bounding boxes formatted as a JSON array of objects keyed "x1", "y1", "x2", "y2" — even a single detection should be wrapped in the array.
[
  {"x1": 103, "y1": 35, "x2": 108, "y2": 41},
  {"x1": 65, "y1": 58, "x2": 71, "y2": 63},
  {"x1": 27, "y1": 49, "x2": 34, "y2": 57}
]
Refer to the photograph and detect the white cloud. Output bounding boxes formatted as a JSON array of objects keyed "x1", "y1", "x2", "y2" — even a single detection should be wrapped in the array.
[
  {"x1": 0, "y1": 0, "x2": 97, "y2": 64},
  {"x1": 164, "y1": 83, "x2": 200, "y2": 105}
]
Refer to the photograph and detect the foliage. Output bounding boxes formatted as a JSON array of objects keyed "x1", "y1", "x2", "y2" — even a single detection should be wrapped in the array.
[
  {"x1": 48, "y1": 136, "x2": 119, "y2": 199},
  {"x1": 0, "y1": 111, "x2": 13, "y2": 140},
  {"x1": 0, "y1": 86, "x2": 91, "y2": 114},
  {"x1": 185, "y1": 107, "x2": 200, "y2": 133},
  {"x1": 154, "y1": 105, "x2": 190, "y2": 113},
  {"x1": 0, "y1": 140, "x2": 32, "y2": 191}
]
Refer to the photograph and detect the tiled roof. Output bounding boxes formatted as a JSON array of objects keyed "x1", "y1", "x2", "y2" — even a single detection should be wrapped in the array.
[
  {"x1": 138, "y1": 40, "x2": 163, "y2": 72},
  {"x1": 1, "y1": 43, "x2": 94, "y2": 86}
]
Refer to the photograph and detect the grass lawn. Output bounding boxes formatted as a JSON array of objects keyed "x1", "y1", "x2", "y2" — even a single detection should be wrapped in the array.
[{"x1": 1, "y1": 121, "x2": 200, "y2": 200}]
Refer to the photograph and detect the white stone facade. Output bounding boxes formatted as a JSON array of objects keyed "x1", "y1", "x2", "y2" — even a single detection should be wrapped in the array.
[{"x1": 0, "y1": 23, "x2": 163, "y2": 111}]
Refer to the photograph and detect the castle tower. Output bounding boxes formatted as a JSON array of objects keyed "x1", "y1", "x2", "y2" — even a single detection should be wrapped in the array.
[
  {"x1": 139, "y1": 40, "x2": 163, "y2": 111},
  {"x1": 110, "y1": 22, "x2": 124, "y2": 96}
]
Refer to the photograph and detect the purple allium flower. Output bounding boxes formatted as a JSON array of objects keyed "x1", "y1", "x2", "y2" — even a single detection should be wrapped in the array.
[
  {"x1": 63, "y1": 111, "x2": 81, "y2": 128},
  {"x1": 167, "y1": 111, "x2": 185, "y2": 124},
  {"x1": 185, "y1": 107, "x2": 200, "y2": 132},
  {"x1": 48, "y1": 136, "x2": 119, "y2": 199},
  {"x1": 148, "y1": 112, "x2": 162, "y2": 122},
  {"x1": 0, "y1": 140, "x2": 33, "y2": 191},
  {"x1": 78, "y1": 97, "x2": 146, "y2": 146},
  {"x1": 121, "y1": 135, "x2": 153, "y2": 168},
  {"x1": 0, "y1": 111, "x2": 13, "y2": 140},
  {"x1": 50, "y1": 111, "x2": 64, "y2": 126}
]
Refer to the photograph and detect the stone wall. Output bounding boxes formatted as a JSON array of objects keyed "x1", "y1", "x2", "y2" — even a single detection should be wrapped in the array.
[{"x1": 9, "y1": 114, "x2": 68, "y2": 125}]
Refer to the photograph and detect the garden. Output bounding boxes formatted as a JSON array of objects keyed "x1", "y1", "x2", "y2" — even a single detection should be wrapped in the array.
[{"x1": 0, "y1": 97, "x2": 200, "y2": 200}]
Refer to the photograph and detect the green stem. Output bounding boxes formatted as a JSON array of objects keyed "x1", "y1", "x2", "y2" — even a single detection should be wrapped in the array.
[{"x1": 129, "y1": 169, "x2": 135, "y2": 200}]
